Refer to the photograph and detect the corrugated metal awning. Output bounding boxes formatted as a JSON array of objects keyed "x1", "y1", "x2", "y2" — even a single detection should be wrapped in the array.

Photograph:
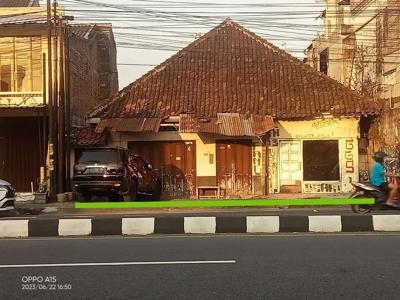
[
  {"x1": 179, "y1": 113, "x2": 274, "y2": 137},
  {"x1": 95, "y1": 118, "x2": 161, "y2": 133}
]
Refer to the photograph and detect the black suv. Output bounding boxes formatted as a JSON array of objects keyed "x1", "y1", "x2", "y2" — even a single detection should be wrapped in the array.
[{"x1": 73, "y1": 147, "x2": 162, "y2": 201}]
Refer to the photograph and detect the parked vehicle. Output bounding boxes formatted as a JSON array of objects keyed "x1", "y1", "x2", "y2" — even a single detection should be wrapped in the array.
[
  {"x1": 0, "y1": 179, "x2": 16, "y2": 212},
  {"x1": 73, "y1": 147, "x2": 162, "y2": 202},
  {"x1": 350, "y1": 181, "x2": 400, "y2": 213}
]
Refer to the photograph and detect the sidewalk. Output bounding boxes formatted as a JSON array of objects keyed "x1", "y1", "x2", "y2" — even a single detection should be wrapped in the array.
[{"x1": 12, "y1": 193, "x2": 349, "y2": 217}]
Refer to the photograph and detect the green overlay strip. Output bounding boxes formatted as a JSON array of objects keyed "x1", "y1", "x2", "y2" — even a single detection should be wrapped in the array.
[{"x1": 75, "y1": 198, "x2": 374, "y2": 209}]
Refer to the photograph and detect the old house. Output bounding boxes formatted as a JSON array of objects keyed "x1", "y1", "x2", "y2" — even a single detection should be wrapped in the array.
[
  {"x1": 305, "y1": 0, "x2": 400, "y2": 177},
  {"x1": 85, "y1": 19, "x2": 378, "y2": 198},
  {"x1": 0, "y1": 2, "x2": 118, "y2": 192}
]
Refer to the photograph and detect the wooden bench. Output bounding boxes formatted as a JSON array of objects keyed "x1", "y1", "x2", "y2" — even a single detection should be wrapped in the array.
[{"x1": 196, "y1": 186, "x2": 223, "y2": 199}]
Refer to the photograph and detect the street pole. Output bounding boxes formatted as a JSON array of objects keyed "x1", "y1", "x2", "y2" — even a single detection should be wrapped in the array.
[
  {"x1": 65, "y1": 24, "x2": 72, "y2": 192},
  {"x1": 58, "y1": 16, "x2": 66, "y2": 193},
  {"x1": 53, "y1": 0, "x2": 60, "y2": 194},
  {"x1": 47, "y1": 0, "x2": 55, "y2": 198}
]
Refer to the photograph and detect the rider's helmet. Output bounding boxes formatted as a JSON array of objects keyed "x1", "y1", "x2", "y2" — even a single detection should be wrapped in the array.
[{"x1": 372, "y1": 151, "x2": 387, "y2": 162}]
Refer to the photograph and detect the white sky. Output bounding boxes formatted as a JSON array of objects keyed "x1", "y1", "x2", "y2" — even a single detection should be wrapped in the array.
[{"x1": 50, "y1": 0, "x2": 325, "y2": 89}]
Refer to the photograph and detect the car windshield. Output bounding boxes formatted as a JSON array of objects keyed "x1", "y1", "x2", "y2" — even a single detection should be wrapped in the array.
[{"x1": 77, "y1": 150, "x2": 120, "y2": 164}]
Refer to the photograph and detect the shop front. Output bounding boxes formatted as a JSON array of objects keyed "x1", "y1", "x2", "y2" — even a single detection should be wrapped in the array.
[{"x1": 268, "y1": 117, "x2": 359, "y2": 194}]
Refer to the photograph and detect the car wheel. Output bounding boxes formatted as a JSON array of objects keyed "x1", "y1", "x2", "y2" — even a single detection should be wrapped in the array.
[
  {"x1": 152, "y1": 181, "x2": 162, "y2": 201},
  {"x1": 123, "y1": 181, "x2": 138, "y2": 202}
]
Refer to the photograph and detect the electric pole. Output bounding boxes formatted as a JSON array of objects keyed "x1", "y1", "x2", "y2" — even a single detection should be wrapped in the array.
[{"x1": 47, "y1": 0, "x2": 56, "y2": 198}]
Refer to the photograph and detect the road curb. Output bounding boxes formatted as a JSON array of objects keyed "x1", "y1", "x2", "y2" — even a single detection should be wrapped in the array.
[{"x1": 1, "y1": 215, "x2": 399, "y2": 238}]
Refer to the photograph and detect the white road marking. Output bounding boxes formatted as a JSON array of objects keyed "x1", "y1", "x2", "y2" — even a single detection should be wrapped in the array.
[{"x1": 0, "y1": 260, "x2": 237, "y2": 268}]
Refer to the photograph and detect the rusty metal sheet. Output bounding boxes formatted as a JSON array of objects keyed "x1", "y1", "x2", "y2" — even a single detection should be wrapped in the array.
[
  {"x1": 95, "y1": 118, "x2": 161, "y2": 133},
  {"x1": 217, "y1": 113, "x2": 244, "y2": 136},
  {"x1": 180, "y1": 113, "x2": 274, "y2": 137},
  {"x1": 142, "y1": 118, "x2": 162, "y2": 132},
  {"x1": 252, "y1": 114, "x2": 275, "y2": 136}
]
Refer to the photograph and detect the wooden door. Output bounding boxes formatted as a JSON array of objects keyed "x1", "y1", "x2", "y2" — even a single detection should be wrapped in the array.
[
  {"x1": 128, "y1": 141, "x2": 196, "y2": 197},
  {"x1": 216, "y1": 140, "x2": 252, "y2": 194}
]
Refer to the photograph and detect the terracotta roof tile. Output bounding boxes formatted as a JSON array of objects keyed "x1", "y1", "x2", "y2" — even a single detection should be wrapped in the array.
[
  {"x1": 71, "y1": 127, "x2": 106, "y2": 147},
  {"x1": 90, "y1": 19, "x2": 380, "y2": 120}
]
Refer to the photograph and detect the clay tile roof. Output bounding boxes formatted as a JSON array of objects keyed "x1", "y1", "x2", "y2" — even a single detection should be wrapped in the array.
[
  {"x1": 0, "y1": 0, "x2": 39, "y2": 7},
  {"x1": 71, "y1": 127, "x2": 106, "y2": 147},
  {"x1": 90, "y1": 19, "x2": 380, "y2": 120}
]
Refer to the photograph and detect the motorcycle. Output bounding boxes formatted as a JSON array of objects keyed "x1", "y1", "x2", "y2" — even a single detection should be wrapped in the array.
[{"x1": 350, "y1": 181, "x2": 400, "y2": 213}]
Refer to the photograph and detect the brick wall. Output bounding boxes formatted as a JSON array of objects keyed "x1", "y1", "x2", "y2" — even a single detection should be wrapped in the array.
[{"x1": 69, "y1": 25, "x2": 118, "y2": 126}]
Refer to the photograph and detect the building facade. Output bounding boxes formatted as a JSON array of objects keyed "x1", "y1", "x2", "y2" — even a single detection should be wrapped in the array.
[
  {"x1": 0, "y1": 2, "x2": 118, "y2": 192},
  {"x1": 84, "y1": 20, "x2": 378, "y2": 198},
  {"x1": 305, "y1": 0, "x2": 400, "y2": 176}
]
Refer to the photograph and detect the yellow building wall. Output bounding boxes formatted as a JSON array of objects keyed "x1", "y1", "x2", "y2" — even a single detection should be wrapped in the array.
[{"x1": 269, "y1": 117, "x2": 360, "y2": 193}]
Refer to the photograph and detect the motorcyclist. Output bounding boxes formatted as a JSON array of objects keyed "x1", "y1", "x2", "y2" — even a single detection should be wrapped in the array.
[{"x1": 370, "y1": 151, "x2": 399, "y2": 207}]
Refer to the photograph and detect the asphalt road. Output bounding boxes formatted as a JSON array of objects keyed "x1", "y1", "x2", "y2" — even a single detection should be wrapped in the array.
[{"x1": 0, "y1": 234, "x2": 400, "y2": 300}]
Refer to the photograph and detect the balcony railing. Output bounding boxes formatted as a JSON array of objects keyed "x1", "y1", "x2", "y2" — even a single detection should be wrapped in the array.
[{"x1": 0, "y1": 92, "x2": 45, "y2": 107}]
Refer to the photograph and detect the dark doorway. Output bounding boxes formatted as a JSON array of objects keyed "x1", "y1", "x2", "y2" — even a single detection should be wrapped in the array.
[
  {"x1": 320, "y1": 48, "x2": 329, "y2": 75},
  {"x1": 0, "y1": 117, "x2": 42, "y2": 191},
  {"x1": 303, "y1": 140, "x2": 339, "y2": 181}
]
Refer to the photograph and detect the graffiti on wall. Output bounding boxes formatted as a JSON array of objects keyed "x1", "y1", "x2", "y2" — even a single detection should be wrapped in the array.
[
  {"x1": 268, "y1": 146, "x2": 279, "y2": 193},
  {"x1": 345, "y1": 139, "x2": 355, "y2": 174},
  {"x1": 303, "y1": 183, "x2": 342, "y2": 193},
  {"x1": 311, "y1": 118, "x2": 339, "y2": 129},
  {"x1": 359, "y1": 170, "x2": 370, "y2": 182},
  {"x1": 270, "y1": 128, "x2": 280, "y2": 138},
  {"x1": 384, "y1": 152, "x2": 400, "y2": 174}
]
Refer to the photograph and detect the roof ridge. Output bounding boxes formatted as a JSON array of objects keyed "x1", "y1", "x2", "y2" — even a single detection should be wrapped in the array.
[
  {"x1": 224, "y1": 18, "x2": 373, "y2": 103},
  {"x1": 89, "y1": 18, "x2": 380, "y2": 120},
  {"x1": 223, "y1": 19, "x2": 306, "y2": 64},
  {"x1": 116, "y1": 20, "x2": 237, "y2": 88},
  {"x1": 91, "y1": 21, "x2": 233, "y2": 119}
]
